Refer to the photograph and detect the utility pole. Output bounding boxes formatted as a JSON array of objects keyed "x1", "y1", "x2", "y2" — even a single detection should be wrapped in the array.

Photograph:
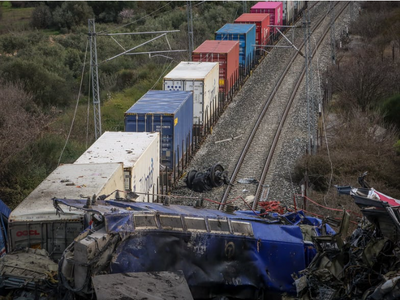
[
  {"x1": 243, "y1": 1, "x2": 247, "y2": 13},
  {"x1": 88, "y1": 19, "x2": 102, "y2": 140},
  {"x1": 87, "y1": 19, "x2": 184, "y2": 141},
  {"x1": 187, "y1": 1, "x2": 194, "y2": 60}
]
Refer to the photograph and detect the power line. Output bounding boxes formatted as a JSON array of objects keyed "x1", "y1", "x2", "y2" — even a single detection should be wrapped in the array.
[{"x1": 58, "y1": 40, "x2": 89, "y2": 166}]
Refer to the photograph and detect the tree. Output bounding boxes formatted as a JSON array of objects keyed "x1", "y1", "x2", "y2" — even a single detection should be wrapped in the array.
[
  {"x1": 31, "y1": 4, "x2": 52, "y2": 29},
  {"x1": 52, "y1": 2, "x2": 94, "y2": 30},
  {"x1": 330, "y1": 48, "x2": 395, "y2": 112}
]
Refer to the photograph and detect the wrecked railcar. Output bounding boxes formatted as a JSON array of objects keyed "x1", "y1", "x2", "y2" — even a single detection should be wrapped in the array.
[
  {"x1": 294, "y1": 181, "x2": 400, "y2": 300},
  {"x1": 52, "y1": 198, "x2": 334, "y2": 299}
]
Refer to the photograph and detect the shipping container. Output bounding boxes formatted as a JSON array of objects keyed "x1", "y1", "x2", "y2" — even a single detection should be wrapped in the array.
[
  {"x1": 74, "y1": 131, "x2": 160, "y2": 203},
  {"x1": 163, "y1": 62, "x2": 219, "y2": 135},
  {"x1": 250, "y1": 2, "x2": 283, "y2": 36},
  {"x1": 294, "y1": 1, "x2": 307, "y2": 18},
  {"x1": 192, "y1": 40, "x2": 240, "y2": 103},
  {"x1": 283, "y1": 1, "x2": 295, "y2": 25},
  {"x1": 124, "y1": 90, "x2": 193, "y2": 179},
  {"x1": 8, "y1": 163, "x2": 124, "y2": 259},
  {"x1": 215, "y1": 23, "x2": 256, "y2": 76},
  {"x1": 234, "y1": 13, "x2": 271, "y2": 53}
]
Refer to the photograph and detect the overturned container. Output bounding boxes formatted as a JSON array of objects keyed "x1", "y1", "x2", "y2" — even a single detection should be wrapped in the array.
[
  {"x1": 192, "y1": 41, "x2": 240, "y2": 105},
  {"x1": 215, "y1": 23, "x2": 256, "y2": 77},
  {"x1": 7, "y1": 163, "x2": 124, "y2": 259},
  {"x1": 163, "y1": 62, "x2": 219, "y2": 136},
  {"x1": 74, "y1": 131, "x2": 160, "y2": 202},
  {"x1": 124, "y1": 90, "x2": 193, "y2": 184}
]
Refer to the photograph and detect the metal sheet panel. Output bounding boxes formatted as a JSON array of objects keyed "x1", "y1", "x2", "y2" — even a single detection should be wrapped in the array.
[
  {"x1": 124, "y1": 90, "x2": 193, "y2": 170},
  {"x1": 163, "y1": 62, "x2": 219, "y2": 128},
  {"x1": 215, "y1": 23, "x2": 256, "y2": 72},
  {"x1": 192, "y1": 40, "x2": 240, "y2": 97},
  {"x1": 74, "y1": 131, "x2": 160, "y2": 202}
]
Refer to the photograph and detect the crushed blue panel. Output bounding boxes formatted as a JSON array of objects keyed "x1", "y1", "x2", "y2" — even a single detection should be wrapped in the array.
[{"x1": 54, "y1": 198, "x2": 336, "y2": 298}]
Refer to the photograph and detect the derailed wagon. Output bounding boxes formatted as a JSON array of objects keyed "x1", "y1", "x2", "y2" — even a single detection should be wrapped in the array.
[{"x1": 52, "y1": 199, "x2": 334, "y2": 299}]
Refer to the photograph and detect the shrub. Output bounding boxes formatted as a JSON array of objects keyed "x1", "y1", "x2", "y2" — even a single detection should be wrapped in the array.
[
  {"x1": 51, "y1": 2, "x2": 94, "y2": 30},
  {"x1": 380, "y1": 94, "x2": 400, "y2": 129}
]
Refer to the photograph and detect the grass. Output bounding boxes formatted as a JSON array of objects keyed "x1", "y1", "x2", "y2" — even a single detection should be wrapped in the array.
[{"x1": 0, "y1": 4, "x2": 34, "y2": 33}]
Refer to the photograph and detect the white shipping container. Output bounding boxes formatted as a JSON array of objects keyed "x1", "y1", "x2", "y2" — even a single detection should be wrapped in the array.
[
  {"x1": 8, "y1": 163, "x2": 124, "y2": 258},
  {"x1": 163, "y1": 61, "x2": 219, "y2": 128},
  {"x1": 285, "y1": 1, "x2": 295, "y2": 24},
  {"x1": 74, "y1": 131, "x2": 160, "y2": 203}
]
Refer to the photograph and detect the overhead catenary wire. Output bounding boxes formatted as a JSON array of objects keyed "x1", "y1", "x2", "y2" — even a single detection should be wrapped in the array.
[{"x1": 58, "y1": 40, "x2": 89, "y2": 166}]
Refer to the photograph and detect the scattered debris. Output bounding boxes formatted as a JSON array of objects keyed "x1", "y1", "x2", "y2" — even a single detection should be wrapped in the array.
[
  {"x1": 237, "y1": 177, "x2": 259, "y2": 184},
  {"x1": 296, "y1": 173, "x2": 400, "y2": 300},
  {"x1": 184, "y1": 163, "x2": 229, "y2": 192},
  {"x1": 214, "y1": 134, "x2": 242, "y2": 144}
]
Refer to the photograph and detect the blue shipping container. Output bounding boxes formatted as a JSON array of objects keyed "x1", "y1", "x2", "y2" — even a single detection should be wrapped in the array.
[
  {"x1": 215, "y1": 23, "x2": 256, "y2": 73},
  {"x1": 124, "y1": 90, "x2": 193, "y2": 171}
]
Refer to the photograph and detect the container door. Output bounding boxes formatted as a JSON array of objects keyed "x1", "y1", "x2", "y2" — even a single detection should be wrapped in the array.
[
  {"x1": 185, "y1": 81, "x2": 203, "y2": 126},
  {"x1": 152, "y1": 115, "x2": 174, "y2": 170},
  {"x1": 124, "y1": 169, "x2": 131, "y2": 191}
]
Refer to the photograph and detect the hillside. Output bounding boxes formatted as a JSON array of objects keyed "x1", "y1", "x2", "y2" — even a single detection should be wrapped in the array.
[{"x1": 0, "y1": 1, "x2": 399, "y2": 212}]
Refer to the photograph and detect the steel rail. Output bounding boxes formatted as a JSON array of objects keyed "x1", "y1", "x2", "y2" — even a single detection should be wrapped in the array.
[{"x1": 218, "y1": 2, "x2": 347, "y2": 210}]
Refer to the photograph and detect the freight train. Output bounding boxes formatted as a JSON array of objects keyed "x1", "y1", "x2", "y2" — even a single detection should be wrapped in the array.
[{"x1": 124, "y1": 1, "x2": 307, "y2": 191}]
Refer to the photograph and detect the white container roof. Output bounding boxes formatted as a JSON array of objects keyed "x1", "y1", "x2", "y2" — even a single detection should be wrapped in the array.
[
  {"x1": 164, "y1": 61, "x2": 218, "y2": 80},
  {"x1": 75, "y1": 131, "x2": 159, "y2": 169}
]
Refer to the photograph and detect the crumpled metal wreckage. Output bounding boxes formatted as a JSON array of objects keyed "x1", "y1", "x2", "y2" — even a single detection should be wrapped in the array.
[
  {"x1": 294, "y1": 173, "x2": 400, "y2": 300},
  {"x1": 52, "y1": 197, "x2": 339, "y2": 300}
]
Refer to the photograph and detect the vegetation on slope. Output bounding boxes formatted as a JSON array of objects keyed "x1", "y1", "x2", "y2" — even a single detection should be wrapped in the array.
[
  {"x1": 293, "y1": 2, "x2": 400, "y2": 225},
  {"x1": 0, "y1": 1, "x2": 251, "y2": 208}
]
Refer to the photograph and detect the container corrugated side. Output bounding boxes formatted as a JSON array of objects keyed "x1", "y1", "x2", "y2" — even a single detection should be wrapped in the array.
[
  {"x1": 250, "y1": 2, "x2": 283, "y2": 34},
  {"x1": 163, "y1": 62, "x2": 219, "y2": 132},
  {"x1": 192, "y1": 40, "x2": 240, "y2": 101},
  {"x1": 284, "y1": 1, "x2": 295, "y2": 25},
  {"x1": 215, "y1": 23, "x2": 256, "y2": 75},
  {"x1": 234, "y1": 13, "x2": 271, "y2": 49},
  {"x1": 74, "y1": 131, "x2": 160, "y2": 202},
  {"x1": 8, "y1": 163, "x2": 125, "y2": 259},
  {"x1": 124, "y1": 90, "x2": 193, "y2": 172}
]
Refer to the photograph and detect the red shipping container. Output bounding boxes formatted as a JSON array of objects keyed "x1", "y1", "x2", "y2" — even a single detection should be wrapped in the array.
[
  {"x1": 192, "y1": 40, "x2": 240, "y2": 99},
  {"x1": 235, "y1": 13, "x2": 271, "y2": 50},
  {"x1": 250, "y1": 2, "x2": 283, "y2": 35}
]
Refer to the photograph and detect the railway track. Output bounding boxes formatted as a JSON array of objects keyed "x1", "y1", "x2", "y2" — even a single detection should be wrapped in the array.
[
  {"x1": 171, "y1": 2, "x2": 352, "y2": 209},
  {"x1": 218, "y1": 2, "x2": 350, "y2": 210}
]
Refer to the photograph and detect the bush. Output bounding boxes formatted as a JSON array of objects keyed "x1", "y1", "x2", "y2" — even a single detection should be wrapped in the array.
[
  {"x1": 381, "y1": 94, "x2": 400, "y2": 129},
  {"x1": 116, "y1": 69, "x2": 137, "y2": 90},
  {"x1": 1, "y1": 58, "x2": 73, "y2": 107},
  {"x1": 51, "y1": 2, "x2": 94, "y2": 30}
]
